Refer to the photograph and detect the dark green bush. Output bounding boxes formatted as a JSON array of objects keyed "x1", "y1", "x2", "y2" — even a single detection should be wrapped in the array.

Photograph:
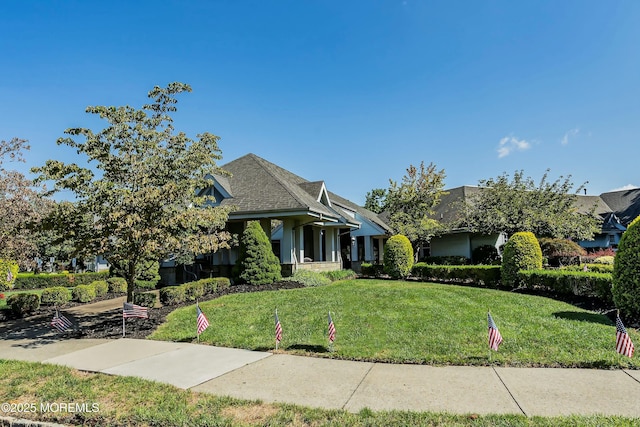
[
  {"x1": 323, "y1": 269, "x2": 357, "y2": 282},
  {"x1": 518, "y1": 269, "x2": 613, "y2": 304},
  {"x1": 564, "y1": 264, "x2": 614, "y2": 274},
  {"x1": 412, "y1": 263, "x2": 501, "y2": 287},
  {"x1": 14, "y1": 272, "x2": 109, "y2": 290},
  {"x1": 91, "y1": 280, "x2": 109, "y2": 297},
  {"x1": 133, "y1": 292, "x2": 157, "y2": 308},
  {"x1": 289, "y1": 270, "x2": 332, "y2": 287},
  {"x1": 184, "y1": 281, "x2": 205, "y2": 301},
  {"x1": 40, "y1": 287, "x2": 72, "y2": 306},
  {"x1": 360, "y1": 263, "x2": 384, "y2": 277},
  {"x1": 107, "y1": 277, "x2": 127, "y2": 294},
  {"x1": 420, "y1": 256, "x2": 470, "y2": 265},
  {"x1": 501, "y1": 232, "x2": 543, "y2": 287},
  {"x1": 471, "y1": 245, "x2": 501, "y2": 265},
  {"x1": 538, "y1": 237, "x2": 585, "y2": 267},
  {"x1": 613, "y1": 216, "x2": 640, "y2": 321},
  {"x1": 197, "y1": 277, "x2": 230, "y2": 294},
  {"x1": 159, "y1": 286, "x2": 186, "y2": 305},
  {"x1": 233, "y1": 221, "x2": 282, "y2": 285},
  {"x1": 7, "y1": 293, "x2": 40, "y2": 317},
  {"x1": 383, "y1": 234, "x2": 414, "y2": 279},
  {"x1": 72, "y1": 285, "x2": 96, "y2": 303}
]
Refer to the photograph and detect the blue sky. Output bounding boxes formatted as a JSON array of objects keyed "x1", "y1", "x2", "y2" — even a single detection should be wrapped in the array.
[{"x1": 2, "y1": 1, "x2": 639, "y2": 204}]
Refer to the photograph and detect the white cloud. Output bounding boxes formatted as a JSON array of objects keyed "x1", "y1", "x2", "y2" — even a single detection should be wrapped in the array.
[
  {"x1": 497, "y1": 136, "x2": 531, "y2": 158},
  {"x1": 609, "y1": 184, "x2": 639, "y2": 192},
  {"x1": 561, "y1": 128, "x2": 580, "y2": 145}
]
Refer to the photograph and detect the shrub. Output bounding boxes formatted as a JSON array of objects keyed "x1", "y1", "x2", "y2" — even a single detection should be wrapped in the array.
[
  {"x1": 593, "y1": 256, "x2": 614, "y2": 265},
  {"x1": 613, "y1": 216, "x2": 640, "y2": 321},
  {"x1": 360, "y1": 263, "x2": 384, "y2": 277},
  {"x1": 107, "y1": 277, "x2": 127, "y2": 294},
  {"x1": 538, "y1": 238, "x2": 586, "y2": 266},
  {"x1": 233, "y1": 221, "x2": 282, "y2": 285},
  {"x1": 0, "y1": 259, "x2": 19, "y2": 291},
  {"x1": 159, "y1": 286, "x2": 186, "y2": 305},
  {"x1": 14, "y1": 272, "x2": 109, "y2": 290},
  {"x1": 289, "y1": 270, "x2": 332, "y2": 287},
  {"x1": 564, "y1": 264, "x2": 614, "y2": 274},
  {"x1": 133, "y1": 292, "x2": 157, "y2": 308},
  {"x1": 383, "y1": 234, "x2": 414, "y2": 279},
  {"x1": 420, "y1": 256, "x2": 470, "y2": 265},
  {"x1": 198, "y1": 277, "x2": 230, "y2": 294},
  {"x1": 40, "y1": 287, "x2": 72, "y2": 306},
  {"x1": 518, "y1": 269, "x2": 613, "y2": 304},
  {"x1": 184, "y1": 281, "x2": 205, "y2": 301},
  {"x1": 7, "y1": 293, "x2": 40, "y2": 317},
  {"x1": 91, "y1": 280, "x2": 109, "y2": 297},
  {"x1": 412, "y1": 263, "x2": 501, "y2": 287},
  {"x1": 323, "y1": 270, "x2": 357, "y2": 282},
  {"x1": 73, "y1": 285, "x2": 96, "y2": 303},
  {"x1": 471, "y1": 245, "x2": 501, "y2": 265},
  {"x1": 501, "y1": 232, "x2": 543, "y2": 287}
]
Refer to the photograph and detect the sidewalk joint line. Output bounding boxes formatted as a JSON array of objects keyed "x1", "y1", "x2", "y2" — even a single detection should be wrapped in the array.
[
  {"x1": 342, "y1": 362, "x2": 375, "y2": 410},
  {"x1": 622, "y1": 369, "x2": 640, "y2": 385},
  {"x1": 492, "y1": 366, "x2": 527, "y2": 416}
]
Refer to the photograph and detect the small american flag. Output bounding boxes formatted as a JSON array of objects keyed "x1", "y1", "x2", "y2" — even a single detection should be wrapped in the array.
[
  {"x1": 328, "y1": 312, "x2": 336, "y2": 343},
  {"x1": 275, "y1": 310, "x2": 283, "y2": 343},
  {"x1": 123, "y1": 302, "x2": 148, "y2": 319},
  {"x1": 6, "y1": 269, "x2": 13, "y2": 282},
  {"x1": 616, "y1": 315, "x2": 635, "y2": 358},
  {"x1": 488, "y1": 312, "x2": 503, "y2": 351},
  {"x1": 196, "y1": 304, "x2": 209, "y2": 335},
  {"x1": 51, "y1": 311, "x2": 73, "y2": 332}
]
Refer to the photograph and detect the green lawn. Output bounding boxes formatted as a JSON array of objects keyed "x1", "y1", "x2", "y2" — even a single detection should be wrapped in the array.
[
  {"x1": 1, "y1": 359, "x2": 638, "y2": 426},
  {"x1": 150, "y1": 279, "x2": 639, "y2": 368}
]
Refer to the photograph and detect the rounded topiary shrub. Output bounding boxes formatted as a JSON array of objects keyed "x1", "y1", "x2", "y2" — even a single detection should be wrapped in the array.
[
  {"x1": 501, "y1": 231, "x2": 543, "y2": 287},
  {"x1": 91, "y1": 280, "x2": 109, "y2": 297},
  {"x1": 133, "y1": 292, "x2": 157, "y2": 308},
  {"x1": 159, "y1": 286, "x2": 186, "y2": 305},
  {"x1": 0, "y1": 259, "x2": 19, "y2": 291},
  {"x1": 73, "y1": 284, "x2": 96, "y2": 303},
  {"x1": 233, "y1": 221, "x2": 282, "y2": 285},
  {"x1": 41, "y1": 286, "x2": 72, "y2": 306},
  {"x1": 7, "y1": 293, "x2": 40, "y2": 317},
  {"x1": 107, "y1": 277, "x2": 127, "y2": 294},
  {"x1": 613, "y1": 216, "x2": 640, "y2": 321},
  {"x1": 383, "y1": 234, "x2": 414, "y2": 279}
]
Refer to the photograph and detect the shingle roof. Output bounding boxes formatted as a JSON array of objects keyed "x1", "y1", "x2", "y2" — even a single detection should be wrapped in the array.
[{"x1": 599, "y1": 188, "x2": 640, "y2": 226}]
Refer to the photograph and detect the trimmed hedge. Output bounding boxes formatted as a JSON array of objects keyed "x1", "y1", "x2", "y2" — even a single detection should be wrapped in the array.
[
  {"x1": 91, "y1": 280, "x2": 109, "y2": 297},
  {"x1": 159, "y1": 286, "x2": 186, "y2": 305},
  {"x1": 73, "y1": 285, "x2": 96, "y2": 303},
  {"x1": 411, "y1": 263, "x2": 501, "y2": 287},
  {"x1": 184, "y1": 281, "x2": 205, "y2": 301},
  {"x1": 323, "y1": 269, "x2": 357, "y2": 282},
  {"x1": 7, "y1": 293, "x2": 40, "y2": 317},
  {"x1": 564, "y1": 264, "x2": 614, "y2": 274},
  {"x1": 518, "y1": 269, "x2": 613, "y2": 304},
  {"x1": 133, "y1": 292, "x2": 157, "y2": 308},
  {"x1": 14, "y1": 272, "x2": 109, "y2": 290},
  {"x1": 420, "y1": 256, "x2": 470, "y2": 265},
  {"x1": 383, "y1": 234, "x2": 414, "y2": 279},
  {"x1": 501, "y1": 232, "x2": 543, "y2": 287},
  {"x1": 360, "y1": 263, "x2": 384, "y2": 277},
  {"x1": 40, "y1": 287, "x2": 72, "y2": 306},
  {"x1": 107, "y1": 277, "x2": 127, "y2": 294},
  {"x1": 289, "y1": 270, "x2": 331, "y2": 287},
  {"x1": 159, "y1": 277, "x2": 231, "y2": 306}
]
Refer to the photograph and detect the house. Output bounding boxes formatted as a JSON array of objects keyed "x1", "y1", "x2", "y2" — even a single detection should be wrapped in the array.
[{"x1": 165, "y1": 153, "x2": 391, "y2": 282}]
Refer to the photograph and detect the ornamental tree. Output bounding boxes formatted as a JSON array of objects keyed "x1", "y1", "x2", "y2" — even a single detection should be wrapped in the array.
[
  {"x1": 233, "y1": 221, "x2": 282, "y2": 285},
  {"x1": 613, "y1": 216, "x2": 640, "y2": 321},
  {"x1": 33, "y1": 83, "x2": 233, "y2": 302}
]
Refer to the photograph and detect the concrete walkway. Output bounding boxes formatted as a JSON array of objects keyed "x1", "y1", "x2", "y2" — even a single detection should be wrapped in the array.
[{"x1": 1, "y1": 298, "x2": 639, "y2": 418}]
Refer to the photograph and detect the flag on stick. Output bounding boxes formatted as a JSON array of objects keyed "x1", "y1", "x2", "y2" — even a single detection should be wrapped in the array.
[
  {"x1": 123, "y1": 302, "x2": 148, "y2": 319},
  {"x1": 488, "y1": 312, "x2": 503, "y2": 351},
  {"x1": 616, "y1": 315, "x2": 635, "y2": 358},
  {"x1": 196, "y1": 303, "x2": 209, "y2": 336},
  {"x1": 51, "y1": 310, "x2": 72, "y2": 332},
  {"x1": 275, "y1": 309, "x2": 283, "y2": 349},
  {"x1": 328, "y1": 311, "x2": 336, "y2": 343},
  {"x1": 6, "y1": 269, "x2": 13, "y2": 283}
]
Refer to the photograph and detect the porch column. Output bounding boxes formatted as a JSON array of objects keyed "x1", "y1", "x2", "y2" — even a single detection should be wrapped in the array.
[
  {"x1": 325, "y1": 228, "x2": 337, "y2": 262},
  {"x1": 377, "y1": 238, "x2": 384, "y2": 263},
  {"x1": 296, "y1": 224, "x2": 305, "y2": 263},
  {"x1": 280, "y1": 219, "x2": 294, "y2": 264},
  {"x1": 314, "y1": 228, "x2": 322, "y2": 261}
]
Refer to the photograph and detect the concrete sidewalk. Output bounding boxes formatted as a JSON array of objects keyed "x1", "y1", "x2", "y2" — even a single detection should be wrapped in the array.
[{"x1": 1, "y1": 337, "x2": 639, "y2": 417}]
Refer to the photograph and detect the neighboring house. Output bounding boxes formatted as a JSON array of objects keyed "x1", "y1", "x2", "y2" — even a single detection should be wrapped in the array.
[
  {"x1": 165, "y1": 153, "x2": 392, "y2": 281},
  {"x1": 422, "y1": 186, "x2": 640, "y2": 260}
]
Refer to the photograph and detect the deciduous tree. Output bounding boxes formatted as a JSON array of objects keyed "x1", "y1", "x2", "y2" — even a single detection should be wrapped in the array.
[{"x1": 33, "y1": 83, "x2": 233, "y2": 302}]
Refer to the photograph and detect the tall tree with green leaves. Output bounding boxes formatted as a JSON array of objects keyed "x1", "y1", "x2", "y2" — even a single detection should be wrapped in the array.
[
  {"x1": 33, "y1": 83, "x2": 233, "y2": 302},
  {"x1": 385, "y1": 161, "x2": 447, "y2": 253},
  {"x1": 459, "y1": 170, "x2": 600, "y2": 240},
  {"x1": 0, "y1": 138, "x2": 53, "y2": 269},
  {"x1": 364, "y1": 188, "x2": 388, "y2": 214}
]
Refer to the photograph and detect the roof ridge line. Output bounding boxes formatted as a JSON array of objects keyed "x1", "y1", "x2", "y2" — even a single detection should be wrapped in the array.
[{"x1": 251, "y1": 155, "x2": 312, "y2": 210}]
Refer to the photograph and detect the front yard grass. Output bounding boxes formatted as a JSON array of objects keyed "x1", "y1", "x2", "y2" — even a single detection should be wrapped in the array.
[
  {"x1": 150, "y1": 279, "x2": 639, "y2": 368},
  {"x1": 1, "y1": 359, "x2": 638, "y2": 426}
]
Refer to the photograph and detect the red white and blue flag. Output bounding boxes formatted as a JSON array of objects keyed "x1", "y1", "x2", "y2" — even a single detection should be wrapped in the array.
[
  {"x1": 123, "y1": 302, "x2": 148, "y2": 319},
  {"x1": 6, "y1": 269, "x2": 13, "y2": 283},
  {"x1": 488, "y1": 312, "x2": 503, "y2": 351},
  {"x1": 328, "y1": 312, "x2": 336, "y2": 343},
  {"x1": 196, "y1": 304, "x2": 209, "y2": 335},
  {"x1": 51, "y1": 311, "x2": 73, "y2": 332},
  {"x1": 616, "y1": 315, "x2": 635, "y2": 358},
  {"x1": 275, "y1": 310, "x2": 283, "y2": 343}
]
